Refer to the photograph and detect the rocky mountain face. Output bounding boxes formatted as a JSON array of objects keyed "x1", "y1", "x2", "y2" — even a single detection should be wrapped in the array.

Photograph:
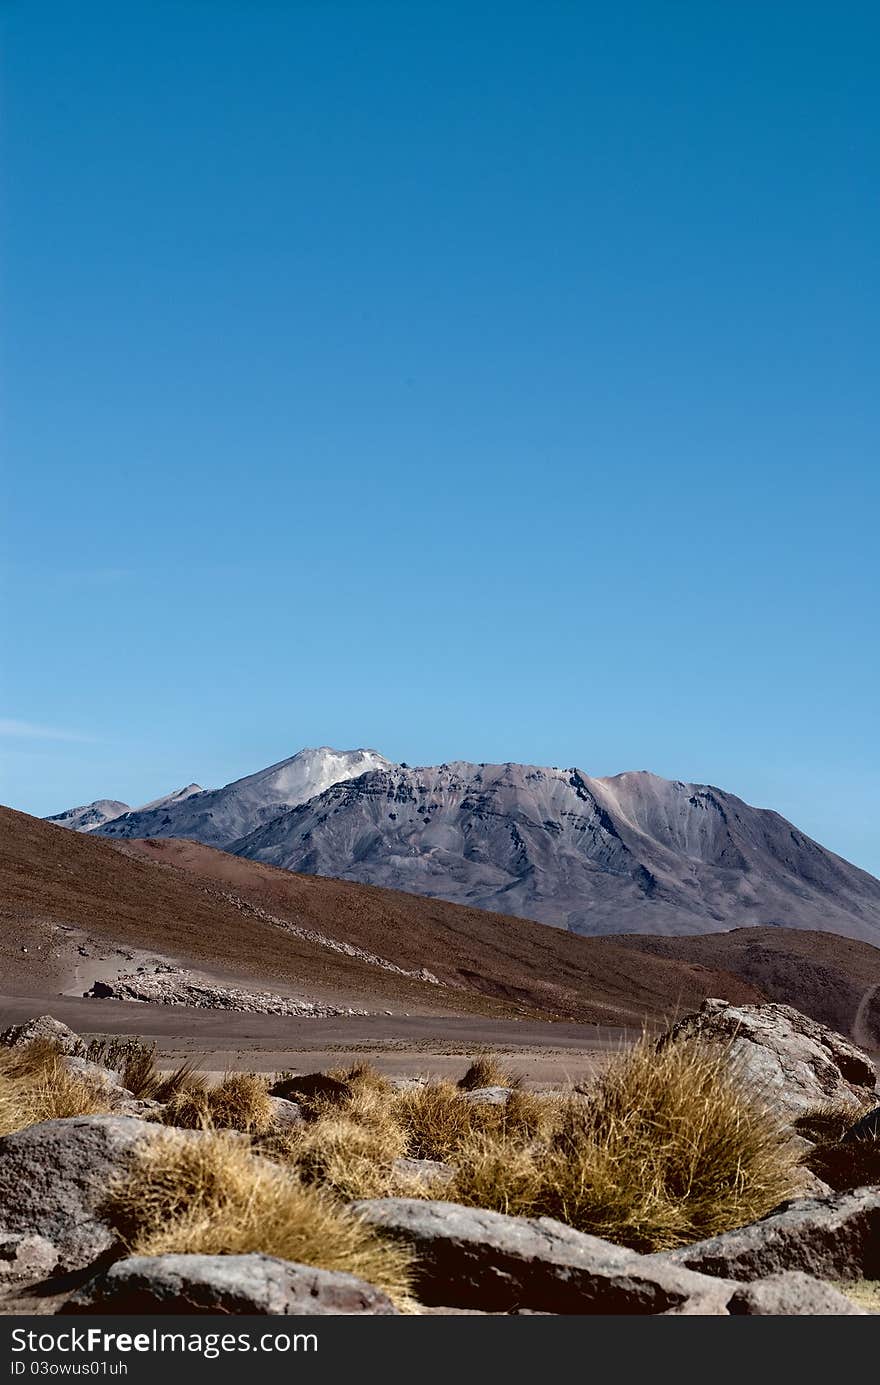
[
  {"x1": 92, "y1": 747, "x2": 391, "y2": 848},
  {"x1": 46, "y1": 751, "x2": 880, "y2": 942},
  {"x1": 44, "y1": 799, "x2": 131, "y2": 833},
  {"x1": 229, "y1": 762, "x2": 880, "y2": 941}
]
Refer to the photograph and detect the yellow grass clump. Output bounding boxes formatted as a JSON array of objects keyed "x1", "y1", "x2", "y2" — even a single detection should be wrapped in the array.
[
  {"x1": 394, "y1": 1080, "x2": 553, "y2": 1161},
  {"x1": 458, "y1": 1052, "x2": 523, "y2": 1092},
  {"x1": 163, "y1": 1072, "x2": 274, "y2": 1135},
  {"x1": 449, "y1": 1037, "x2": 800, "y2": 1251},
  {"x1": 104, "y1": 1127, "x2": 413, "y2": 1304},
  {"x1": 0, "y1": 1041, "x2": 113, "y2": 1136}
]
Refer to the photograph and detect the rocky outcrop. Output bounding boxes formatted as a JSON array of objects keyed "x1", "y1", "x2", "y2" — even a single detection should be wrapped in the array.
[
  {"x1": 0, "y1": 1233, "x2": 58, "y2": 1285},
  {"x1": 0, "y1": 1016, "x2": 82, "y2": 1054},
  {"x1": 663, "y1": 1000, "x2": 876, "y2": 1115},
  {"x1": 349, "y1": 1198, "x2": 733, "y2": 1314},
  {"x1": 86, "y1": 967, "x2": 366, "y2": 1017},
  {"x1": 65, "y1": 1253, "x2": 400, "y2": 1315},
  {"x1": 664, "y1": 1187, "x2": 880, "y2": 1282},
  {"x1": 0, "y1": 1115, "x2": 169, "y2": 1271},
  {"x1": 726, "y1": 1271, "x2": 867, "y2": 1315},
  {"x1": 461, "y1": 1087, "x2": 514, "y2": 1106}
]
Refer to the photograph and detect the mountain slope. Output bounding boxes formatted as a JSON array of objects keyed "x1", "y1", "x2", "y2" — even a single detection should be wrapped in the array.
[
  {"x1": 3, "y1": 805, "x2": 879, "y2": 1041},
  {"x1": 230, "y1": 762, "x2": 880, "y2": 942},
  {"x1": 93, "y1": 747, "x2": 391, "y2": 848}
]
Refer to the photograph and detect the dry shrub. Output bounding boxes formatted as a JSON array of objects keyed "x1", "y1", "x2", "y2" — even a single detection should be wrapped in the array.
[
  {"x1": 83, "y1": 1039, "x2": 205, "y2": 1102},
  {"x1": 283, "y1": 1114, "x2": 407, "y2": 1201},
  {"x1": 104, "y1": 1128, "x2": 412, "y2": 1303},
  {"x1": 450, "y1": 1037, "x2": 799, "y2": 1252},
  {"x1": 0, "y1": 1041, "x2": 112, "y2": 1135},
  {"x1": 164, "y1": 1073, "x2": 273, "y2": 1135},
  {"x1": 394, "y1": 1081, "x2": 554, "y2": 1161},
  {"x1": 458, "y1": 1053, "x2": 523, "y2": 1092}
]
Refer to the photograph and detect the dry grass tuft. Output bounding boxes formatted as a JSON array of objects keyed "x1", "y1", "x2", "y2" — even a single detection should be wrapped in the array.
[
  {"x1": 458, "y1": 1052, "x2": 523, "y2": 1092},
  {"x1": 394, "y1": 1080, "x2": 554, "y2": 1162},
  {"x1": 450, "y1": 1037, "x2": 799, "y2": 1251},
  {"x1": 104, "y1": 1128, "x2": 413, "y2": 1303},
  {"x1": 0, "y1": 1041, "x2": 113, "y2": 1135},
  {"x1": 83, "y1": 1039, "x2": 206, "y2": 1102},
  {"x1": 163, "y1": 1073, "x2": 274, "y2": 1135},
  {"x1": 282, "y1": 1114, "x2": 407, "y2": 1201}
]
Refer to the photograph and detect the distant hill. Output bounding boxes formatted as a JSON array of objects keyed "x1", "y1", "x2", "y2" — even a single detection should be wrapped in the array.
[{"x1": 5, "y1": 805, "x2": 879, "y2": 1043}]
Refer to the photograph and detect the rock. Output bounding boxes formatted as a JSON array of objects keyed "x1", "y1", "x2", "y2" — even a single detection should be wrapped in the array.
[
  {"x1": 726, "y1": 1270, "x2": 868, "y2": 1315},
  {"x1": 664, "y1": 1187, "x2": 880, "y2": 1283},
  {"x1": 0, "y1": 1016, "x2": 82, "y2": 1054},
  {"x1": 65, "y1": 1253, "x2": 400, "y2": 1315},
  {"x1": 63, "y1": 1056, "x2": 129, "y2": 1094},
  {"x1": 788, "y1": 1166, "x2": 834, "y2": 1199},
  {"x1": 270, "y1": 1073, "x2": 349, "y2": 1105},
  {"x1": 662, "y1": 1000, "x2": 876, "y2": 1116},
  {"x1": 268, "y1": 1097, "x2": 304, "y2": 1129},
  {"x1": 842, "y1": 1105, "x2": 880, "y2": 1143},
  {"x1": 349, "y1": 1198, "x2": 733, "y2": 1314},
  {"x1": 0, "y1": 1233, "x2": 58, "y2": 1285},
  {"x1": 391, "y1": 1157, "x2": 455, "y2": 1191},
  {"x1": 86, "y1": 971, "x2": 359, "y2": 1017},
  {"x1": 0, "y1": 1115, "x2": 170, "y2": 1271},
  {"x1": 461, "y1": 1087, "x2": 514, "y2": 1106}
]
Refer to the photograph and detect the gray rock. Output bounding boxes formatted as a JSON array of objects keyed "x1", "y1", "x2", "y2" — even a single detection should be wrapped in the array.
[
  {"x1": 727, "y1": 1271, "x2": 868, "y2": 1315},
  {"x1": 0, "y1": 1115, "x2": 169, "y2": 1271},
  {"x1": 842, "y1": 1105, "x2": 880, "y2": 1143},
  {"x1": 0, "y1": 1016, "x2": 82, "y2": 1054},
  {"x1": 788, "y1": 1166, "x2": 834, "y2": 1199},
  {"x1": 664, "y1": 1187, "x2": 880, "y2": 1283},
  {"x1": 462, "y1": 1087, "x2": 514, "y2": 1106},
  {"x1": 65, "y1": 1253, "x2": 400, "y2": 1315},
  {"x1": 63, "y1": 1056, "x2": 129, "y2": 1094},
  {"x1": 0, "y1": 1233, "x2": 58, "y2": 1285},
  {"x1": 662, "y1": 1000, "x2": 876, "y2": 1116},
  {"x1": 350, "y1": 1198, "x2": 732, "y2": 1314},
  {"x1": 391, "y1": 1157, "x2": 455, "y2": 1191},
  {"x1": 268, "y1": 1096, "x2": 304, "y2": 1129}
]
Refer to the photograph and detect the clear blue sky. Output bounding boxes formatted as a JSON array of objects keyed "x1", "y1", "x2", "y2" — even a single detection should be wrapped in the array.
[{"x1": 2, "y1": 2, "x2": 878, "y2": 874}]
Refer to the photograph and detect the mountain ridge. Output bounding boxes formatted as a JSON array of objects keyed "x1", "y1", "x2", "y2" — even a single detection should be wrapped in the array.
[{"x1": 44, "y1": 749, "x2": 880, "y2": 942}]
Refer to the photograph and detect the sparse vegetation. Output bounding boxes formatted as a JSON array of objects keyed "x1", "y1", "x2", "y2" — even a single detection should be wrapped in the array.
[
  {"x1": 0, "y1": 1041, "x2": 113, "y2": 1135},
  {"x1": 450, "y1": 1038, "x2": 799, "y2": 1251},
  {"x1": 104, "y1": 1127, "x2": 413, "y2": 1304},
  {"x1": 163, "y1": 1072, "x2": 273, "y2": 1134},
  {"x1": 458, "y1": 1052, "x2": 523, "y2": 1091},
  {"x1": 83, "y1": 1038, "x2": 205, "y2": 1102}
]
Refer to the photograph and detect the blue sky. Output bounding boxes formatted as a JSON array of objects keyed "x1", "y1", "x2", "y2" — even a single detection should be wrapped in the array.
[{"x1": 2, "y1": 2, "x2": 878, "y2": 874}]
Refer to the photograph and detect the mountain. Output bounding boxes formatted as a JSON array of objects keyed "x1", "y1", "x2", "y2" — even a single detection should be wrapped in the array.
[
  {"x1": 44, "y1": 799, "x2": 131, "y2": 833},
  {"x1": 230, "y1": 761, "x2": 880, "y2": 943},
  {"x1": 5, "y1": 804, "x2": 879, "y2": 1040},
  {"x1": 85, "y1": 747, "x2": 392, "y2": 848}
]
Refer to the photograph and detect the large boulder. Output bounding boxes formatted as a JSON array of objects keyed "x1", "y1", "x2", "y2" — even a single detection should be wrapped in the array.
[
  {"x1": 350, "y1": 1198, "x2": 732, "y2": 1314},
  {"x1": 726, "y1": 1271, "x2": 867, "y2": 1315},
  {"x1": 0, "y1": 1115, "x2": 168, "y2": 1272},
  {"x1": 663, "y1": 1000, "x2": 876, "y2": 1116},
  {"x1": 65, "y1": 1253, "x2": 399, "y2": 1315},
  {"x1": 663, "y1": 1187, "x2": 880, "y2": 1283},
  {"x1": 0, "y1": 1016, "x2": 82, "y2": 1055}
]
